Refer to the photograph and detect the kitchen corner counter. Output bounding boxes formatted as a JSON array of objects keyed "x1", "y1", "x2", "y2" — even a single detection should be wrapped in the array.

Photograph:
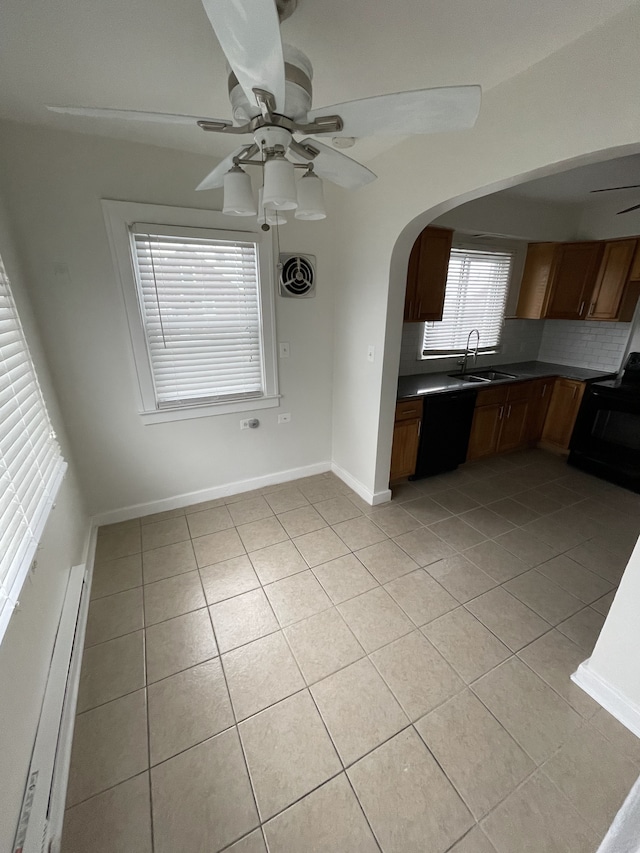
[{"x1": 397, "y1": 360, "x2": 615, "y2": 400}]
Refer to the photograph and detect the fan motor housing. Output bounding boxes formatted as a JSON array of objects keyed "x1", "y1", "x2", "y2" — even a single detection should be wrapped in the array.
[{"x1": 279, "y1": 254, "x2": 316, "y2": 298}]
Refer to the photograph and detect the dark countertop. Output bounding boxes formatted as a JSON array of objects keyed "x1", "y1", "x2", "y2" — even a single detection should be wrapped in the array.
[{"x1": 397, "y1": 360, "x2": 616, "y2": 400}]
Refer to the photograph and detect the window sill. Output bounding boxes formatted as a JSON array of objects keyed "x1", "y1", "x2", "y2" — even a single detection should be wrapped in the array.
[{"x1": 140, "y1": 394, "x2": 281, "y2": 425}]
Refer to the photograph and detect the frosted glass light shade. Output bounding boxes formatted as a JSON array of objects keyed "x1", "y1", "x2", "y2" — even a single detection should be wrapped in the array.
[
  {"x1": 257, "y1": 188, "x2": 287, "y2": 226},
  {"x1": 223, "y1": 166, "x2": 256, "y2": 216},
  {"x1": 295, "y1": 171, "x2": 326, "y2": 220},
  {"x1": 263, "y1": 156, "x2": 297, "y2": 210}
]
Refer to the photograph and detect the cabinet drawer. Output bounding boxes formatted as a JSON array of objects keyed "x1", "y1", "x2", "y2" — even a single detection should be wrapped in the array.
[
  {"x1": 475, "y1": 385, "x2": 508, "y2": 407},
  {"x1": 395, "y1": 399, "x2": 423, "y2": 421},
  {"x1": 507, "y1": 380, "x2": 534, "y2": 401}
]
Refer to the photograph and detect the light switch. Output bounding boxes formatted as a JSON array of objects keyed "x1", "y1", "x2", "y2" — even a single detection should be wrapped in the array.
[{"x1": 279, "y1": 342, "x2": 290, "y2": 358}]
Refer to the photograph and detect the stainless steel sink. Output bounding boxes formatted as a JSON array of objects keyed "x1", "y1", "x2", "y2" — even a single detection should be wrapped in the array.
[
  {"x1": 448, "y1": 370, "x2": 517, "y2": 383},
  {"x1": 469, "y1": 370, "x2": 517, "y2": 381}
]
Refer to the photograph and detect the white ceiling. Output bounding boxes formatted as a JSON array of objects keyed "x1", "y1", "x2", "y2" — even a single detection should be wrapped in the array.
[
  {"x1": 502, "y1": 153, "x2": 640, "y2": 206},
  {"x1": 0, "y1": 0, "x2": 636, "y2": 166}
]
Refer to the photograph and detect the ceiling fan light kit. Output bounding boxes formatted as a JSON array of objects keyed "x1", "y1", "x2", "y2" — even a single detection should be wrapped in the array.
[
  {"x1": 222, "y1": 164, "x2": 257, "y2": 216},
  {"x1": 295, "y1": 168, "x2": 326, "y2": 219},
  {"x1": 47, "y1": 0, "x2": 482, "y2": 226}
]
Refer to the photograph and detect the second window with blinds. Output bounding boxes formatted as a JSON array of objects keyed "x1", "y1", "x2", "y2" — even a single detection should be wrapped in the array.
[
  {"x1": 422, "y1": 245, "x2": 514, "y2": 357},
  {"x1": 103, "y1": 201, "x2": 279, "y2": 423}
]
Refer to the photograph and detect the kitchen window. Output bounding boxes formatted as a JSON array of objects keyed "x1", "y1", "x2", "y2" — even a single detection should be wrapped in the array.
[
  {"x1": 103, "y1": 201, "x2": 279, "y2": 423},
  {"x1": 0, "y1": 253, "x2": 66, "y2": 643},
  {"x1": 422, "y1": 246, "x2": 513, "y2": 356}
]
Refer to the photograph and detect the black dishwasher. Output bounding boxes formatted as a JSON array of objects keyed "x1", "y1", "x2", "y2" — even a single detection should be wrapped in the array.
[{"x1": 410, "y1": 391, "x2": 477, "y2": 479}]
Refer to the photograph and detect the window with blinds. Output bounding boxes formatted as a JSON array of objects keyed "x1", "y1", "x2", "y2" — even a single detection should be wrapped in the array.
[
  {"x1": 130, "y1": 228, "x2": 264, "y2": 408},
  {"x1": 423, "y1": 247, "x2": 513, "y2": 355},
  {"x1": 0, "y1": 253, "x2": 66, "y2": 643}
]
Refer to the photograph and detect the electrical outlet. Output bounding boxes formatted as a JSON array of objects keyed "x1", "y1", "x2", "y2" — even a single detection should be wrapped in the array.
[
  {"x1": 279, "y1": 342, "x2": 290, "y2": 358},
  {"x1": 278, "y1": 413, "x2": 291, "y2": 424},
  {"x1": 240, "y1": 419, "x2": 250, "y2": 430},
  {"x1": 367, "y1": 345, "x2": 375, "y2": 362}
]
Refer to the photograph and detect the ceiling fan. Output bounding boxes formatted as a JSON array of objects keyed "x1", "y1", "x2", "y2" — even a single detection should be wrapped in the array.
[
  {"x1": 591, "y1": 185, "x2": 640, "y2": 215},
  {"x1": 47, "y1": 0, "x2": 481, "y2": 218}
]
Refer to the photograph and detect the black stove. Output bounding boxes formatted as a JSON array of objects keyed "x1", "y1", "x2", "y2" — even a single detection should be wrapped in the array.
[{"x1": 569, "y1": 352, "x2": 640, "y2": 491}]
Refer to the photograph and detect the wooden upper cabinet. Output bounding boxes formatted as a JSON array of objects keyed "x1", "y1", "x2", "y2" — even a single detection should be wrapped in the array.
[
  {"x1": 587, "y1": 239, "x2": 637, "y2": 320},
  {"x1": 404, "y1": 226, "x2": 453, "y2": 322},
  {"x1": 515, "y1": 243, "x2": 559, "y2": 319},
  {"x1": 629, "y1": 243, "x2": 640, "y2": 281},
  {"x1": 545, "y1": 242, "x2": 604, "y2": 320}
]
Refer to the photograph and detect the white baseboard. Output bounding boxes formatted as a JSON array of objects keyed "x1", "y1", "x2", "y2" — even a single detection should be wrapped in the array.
[
  {"x1": 92, "y1": 461, "x2": 332, "y2": 526},
  {"x1": 572, "y1": 660, "x2": 640, "y2": 740},
  {"x1": 14, "y1": 562, "x2": 89, "y2": 853},
  {"x1": 331, "y1": 462, "x2": 392, "y2": 506}
]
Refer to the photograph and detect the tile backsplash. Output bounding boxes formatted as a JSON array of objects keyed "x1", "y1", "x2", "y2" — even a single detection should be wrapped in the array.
[
  {"x1": 399, "y1": 318, "x2": 631, "y2": 376},
  {"x1": 398, "y1": 318, "x2": 544, "y2": 376},
  {"x1": 537, "y1": 320, "x2": 630, "y2": 372}
]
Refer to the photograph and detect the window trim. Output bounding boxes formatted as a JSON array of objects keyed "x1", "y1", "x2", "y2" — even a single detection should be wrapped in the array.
[
  {"x1": 420, "y1": 241, "x2": 516, "y2": 361},
  {"x1": 102, "y1": 200, "x2": 280, "y2": 424}
]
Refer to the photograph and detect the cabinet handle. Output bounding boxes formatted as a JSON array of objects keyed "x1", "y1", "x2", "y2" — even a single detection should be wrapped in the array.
[
  {"x1": 541, "y1": 384, "x2": 547, "y2": 397},
  {"x1": 498, "y1": 406, "x2": 504, "y2": 420},
  {"x1": 403, "y1": 409, "x2": 418, "y2": 416},
  {"x1": 506, "y1": 404, "x2": 512, "y2": 418},
  {"x1": 579, "y1": 301, "x2": 585, "y2": 316},
  {"x1": 417, "y1": 421, "x2": 421, "y2": 436},
  {"x1": 417, "y1": 300, "x2": 422, "y2": 317},
  {"x1": 588, "y1": 302, "x2": 596, "y2": 316},
  {"x1": 572, "y1": 386, "x2": 577, "y2": 399}
]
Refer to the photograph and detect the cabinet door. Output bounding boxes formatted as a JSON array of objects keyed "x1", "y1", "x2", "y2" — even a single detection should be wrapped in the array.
[
  {"x1": 527, "y1": 378, "x2": 555, "y2": 442},
  {"x1": 515, "y1": 243, "x2": 558, "y2": 319},
  {"x1": 588, "y1": 239, "x2": 637, "y2": 320},
  {"x1": 498, "y1": 398, "x2": 530, "y2": 452},
  {"x1": 404, "y1": 226, "x2": 453, "y2": 322},
  {"x1": 541, "y1": 379, "x2": 585, "y2": 450},
  {"x1": 466, "y1": 404, "x2": 503, "y2": 461},
  {"x1": 545, "y1": 243, "x2": 603, "y2": 320},
  {"x1": 390, "y1": 418, "x2": 421, "y2": 480}
]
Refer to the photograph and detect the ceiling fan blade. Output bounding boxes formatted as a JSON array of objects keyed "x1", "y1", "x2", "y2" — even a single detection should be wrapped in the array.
[
  {"x1": 293, "y1": 139, "x2": 377, "y2": 190},
  {"x1": 591, "y1": 185, "x2": 640, "y2": 193},
  {"x1": 308, "y1": 86, "x2": 481, "y2": 138},
  {"x1": 196, "y1": 145, "x2": 255, "y2": 191},
  {"x1": 617, "y1": 203, "x2": 640, "y2": 215},
  {"x1": 200, "y1": 0, "x2": 285, "y2": 112},
  {"x1": 47, "y1": 105, "x2": 231, "y2": 127}
]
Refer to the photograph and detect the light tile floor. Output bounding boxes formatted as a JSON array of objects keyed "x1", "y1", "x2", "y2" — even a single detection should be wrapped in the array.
[{"x1": 62, "y1": 450, "x2": 640, "y2": 853}]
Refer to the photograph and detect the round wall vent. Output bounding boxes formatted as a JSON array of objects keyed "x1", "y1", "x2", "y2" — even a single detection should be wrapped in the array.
[{"x1": 279, "y1": 254, "x2": 316, "y2": 298}]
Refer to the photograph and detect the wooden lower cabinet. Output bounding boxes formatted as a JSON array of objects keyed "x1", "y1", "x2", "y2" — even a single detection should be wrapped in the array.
[
  {"x1": 541, "y1": 378, "x2": 585, "y2": 451},
  {"x1": 498, "y1": 397, "x2": 530, "y2": 452},
  {"x1": 390, "y1": 400, "x2": 422, "y2": 480},
  {"x1": 527, "y1": 377, "x2": 555, "y2": 442},
  {"x1": 467, "y1": 380, "x2": 537, "y2": 461},
  {"x1": 466, "y1": 402, "x2": 503, "y2": 460}
]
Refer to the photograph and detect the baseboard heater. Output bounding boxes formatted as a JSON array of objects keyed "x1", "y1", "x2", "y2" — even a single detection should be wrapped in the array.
[{"x1": 12, "y1": 563, "x2": 90, "y2": 853}]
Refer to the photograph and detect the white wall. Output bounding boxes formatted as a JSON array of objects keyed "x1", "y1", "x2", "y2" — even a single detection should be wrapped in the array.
[
  {"x1": 328, "y1": 0, "x2": 640, "y2": 501},
  {"x1": 0, "y1": 195, "x2": 88, "y2": 849},
  {"x1": 0, "y1": 122, "x2": 338, "y2": 515},
  {"x1": 586, "y1": 535, "x2": 640, "y2": 719}
]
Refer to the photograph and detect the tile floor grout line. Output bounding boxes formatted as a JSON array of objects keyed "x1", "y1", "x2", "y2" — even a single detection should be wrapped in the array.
[
  {"x1": 197, "y1": 564, "x2": 265, "y2": 838},
  {"x1": 140, "y1": 574, "x2": 155, "y2": 853}
]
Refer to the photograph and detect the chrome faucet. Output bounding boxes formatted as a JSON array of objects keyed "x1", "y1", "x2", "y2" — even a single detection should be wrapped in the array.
[{"x1": 460, "y1": 329, "x2": 480, "y2": 374}]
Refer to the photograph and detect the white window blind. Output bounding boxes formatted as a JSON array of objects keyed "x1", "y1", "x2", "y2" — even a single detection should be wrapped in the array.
[
  {"x1": 131, "y1": 228, "x2": 264, "y2": 408},
  {"x1": 423, "y1": 247, "x2": 513, "y2": 355},
  {"x1": 0, "y1": 254, "x2": 66, "y2": 644}
]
